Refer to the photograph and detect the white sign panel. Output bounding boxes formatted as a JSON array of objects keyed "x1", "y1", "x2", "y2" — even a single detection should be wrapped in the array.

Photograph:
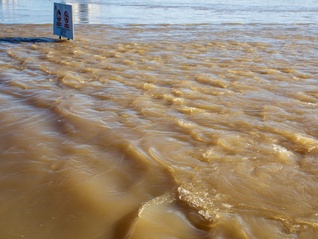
[{"x1": 53, "y1": 3, "x2": 74, "y2": 40}]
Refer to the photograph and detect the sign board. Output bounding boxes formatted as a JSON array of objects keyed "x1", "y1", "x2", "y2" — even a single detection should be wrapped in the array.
[{"x1": 53, "y1": 3, "x2": 74, "y2": 40}]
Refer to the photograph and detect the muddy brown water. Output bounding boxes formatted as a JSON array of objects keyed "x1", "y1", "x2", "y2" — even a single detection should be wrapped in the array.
[{"x1": 1, "y1": 24, "x2": 318, "y2": 238}]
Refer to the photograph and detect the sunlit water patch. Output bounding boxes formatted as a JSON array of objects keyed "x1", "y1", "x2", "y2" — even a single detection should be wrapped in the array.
[{"x1": 1, "y1": 22, "x2": 318, "y2": 238}]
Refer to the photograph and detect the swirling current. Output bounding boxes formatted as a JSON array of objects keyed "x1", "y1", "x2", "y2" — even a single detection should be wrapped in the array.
[{"x1": 1, "y1": 23, "x2": 318, "y2": 238}]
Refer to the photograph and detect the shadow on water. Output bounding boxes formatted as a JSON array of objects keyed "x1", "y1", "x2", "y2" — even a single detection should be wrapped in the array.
[{"x1": 0, "y1": 37, "x2": 62, "y2": 44}]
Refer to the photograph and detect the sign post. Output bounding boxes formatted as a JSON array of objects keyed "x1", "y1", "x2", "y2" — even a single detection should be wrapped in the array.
[{"x1": 53, "y1": 3, "x2": 74, "y2": 40}]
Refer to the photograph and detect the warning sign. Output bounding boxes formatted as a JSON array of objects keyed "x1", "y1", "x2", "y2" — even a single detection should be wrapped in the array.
[
  {"x1": 53, "y1": 3, "x2": 74, "y2": 40},
  {"x1": 64, "y1": 10, "x2": 70, "y2": 28},
  {"x1": 56, "y1": 9, "x2": 62, "y2": 26}
]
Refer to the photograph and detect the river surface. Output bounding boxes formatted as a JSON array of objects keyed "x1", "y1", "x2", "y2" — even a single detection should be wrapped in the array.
[{"x1": 1, "y1": 1, "x2": 318, "y2": 239}]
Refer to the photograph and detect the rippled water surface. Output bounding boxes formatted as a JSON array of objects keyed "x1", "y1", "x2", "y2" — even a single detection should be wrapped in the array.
[{"x1": 1, "y1": 1, "x2": 318, "y2": 239}]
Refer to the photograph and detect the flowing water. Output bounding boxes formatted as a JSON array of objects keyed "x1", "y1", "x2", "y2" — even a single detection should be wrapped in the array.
[{"x1": 1, "y1": 1, "x2": 318, "y2": 239}]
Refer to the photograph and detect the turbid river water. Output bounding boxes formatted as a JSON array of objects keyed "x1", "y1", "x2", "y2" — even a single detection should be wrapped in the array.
[{"x1": 1, "y1": 1, "x2": 318, "y2": 238}]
